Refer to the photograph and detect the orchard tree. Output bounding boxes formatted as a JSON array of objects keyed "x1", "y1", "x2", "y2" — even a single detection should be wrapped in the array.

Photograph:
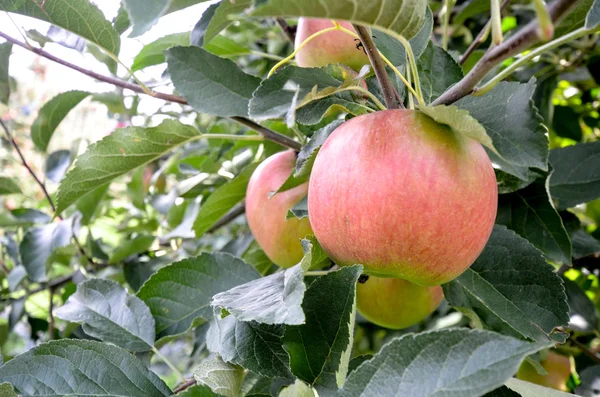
[{"x1": 1, "y1": 0, "x2": 600, "y2": 395}]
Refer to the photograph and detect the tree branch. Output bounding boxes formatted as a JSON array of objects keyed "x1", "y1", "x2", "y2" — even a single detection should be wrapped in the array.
[
  {"x1": 275, "y1": 18, "x2": 296, "y2": 43},
  {"x1": 433, "y1": 0, "x2": 579, "y2": 105},
  {"x1": 207, "y1": 201, "x2": 246, "y2": 233},
  {"x1": 173, "y1": 379, "x2": 197, "y2": 393},
  {"x1": 353, "y1": 24, "x2": 402, "y2": 110},
  {"x1": 0, "y1": 31, "x2": 301, "y2": 151}
]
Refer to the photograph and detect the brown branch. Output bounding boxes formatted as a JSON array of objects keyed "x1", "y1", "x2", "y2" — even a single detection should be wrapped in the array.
[
  {"x1": 433, "y1": 0, "x2": 579, "y2": 105},
  {"x1": 459, "y1": 0, "x2": 512, "y2": 65},
  {"x1": 570, "y1": 335, "x2": 600, "y2": 364},
  {"x1": 0, "y1": 31, "x2": 301, "y2": 151},
  {"x1": 207, "y1": 201, "x2": 246, "y2": 233},
  {"x1": 48, "y1": 288, "x2": 55, "y2": 340},
  {"x1": 353, "y1": 24, "x2": 402, "y2": 110},
  {"x1": 173, "y1": 379, "x2": 197, "y2": 393},
  {"x1": 275, "y1": 18, "x2": 296, "y2": 43}
]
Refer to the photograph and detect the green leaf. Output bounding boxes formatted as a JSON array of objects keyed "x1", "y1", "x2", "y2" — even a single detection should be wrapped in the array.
[
  {"x1": 484, "y1": 386, "x2": 520, "y2": 397},
  {"x1": 0, "y1": 208, "x2": 50, "y2": 227},
  {"x1": 0, "y1": 177, "x2": 21, "y2": 195},
  {"x1": 586, "y1": 0, "x2": 600, "y2": 28},
  {"x1": 212, "y1": 264, "x2": 306, "y2": 325},
  {"x1": 194, "y1": 356, "x2": 245, "y2": 397},
  {"x1": 506, "y1": 378, "x2": 580, "y2": 397},
  {"x1": 555, "y1": 0, "x2": 594, "y2": 36},
  {"x1": 284, "y1": 266, "x2": 361, "y2": 389},
  {"x1": 132, "y1": 33, "x2": 189, "y2": 71},
  {"x1": 75, "y1": 184, "x2": 109, "y2": 225},
  {"x1": 56, "y1": 120, "x2": 199, "y2": 214},
  {"x1": 549, "y1": 141, "x2": 600, "y2": 209},
  {"x1": 252, "y1": 0, "x2": 428, "y2": 42},
  {"x1": 563, "y1": 277, "x2": 599, "y2": 332},
  {"x1": 456, "y1": 80, "x2": 548, "y2": 180},
  {"x1": 552, "y1": 106, "x2": 583, "y2": 141},
  {"x1": 299, "y1": 235, "x2": 331, "y2": 271},
  {"x1": 443, "y1": 226, "x2": 569, "y2": 342},
  {"x1": 177, "y1": 384, "x2": 220, "y2": 397},
  {"x1": 420, "y1": 105, "x2": 497, "y2": 153},
  {"x1": 0, "y1": 383, "x2": 17, "y2": 397},
  {"x1": 45, "y1": 150, "x2": 72, "y2": 183},
  {"x1": 339, "y1": 329, "x2": 551, "y2": 397},
  {"x1": 576, "y1": 365, "x2": 600, "y2": 396},
  {"x1": 137, "y1": 252, "x2": 260, "y2": 340},
  {"x1": 203, "y1": 0, "x2": 252, "y2": 44},
  {"x1": 31, "y1": 91, "x2": 90, "y2": 152},
  {"x1": 454, "y1": 0, "x2": 490, "y2": 25},
  {"x1": 0, "y1": 342, "x2": 170, "y2": 396},
  {"x1": 54, "y1": 279, "x2": 155, "y2": 351},
  {"x1": 279, "y1": 380, "x2": 315, "y2": 397},
  {"x1": 191, "y1": 2, "x2": 219, "y2": 46},
  {"x1": 123, "y1": 0, "x2": 211, "y2": 37},
  {"x1": 0, "y1": 43, "x2": 11, "y2": 105},
  {"x1": 496, "y1": 178, "x2": 572, "y2": 264},
  {"x1": 0, "y1": 0, "x2": 120, "y2": 54},
  {"x1": 204, "y1": 36, "x2": 251, "y2": 58},
  {"x1": 166, "y1": 46, "x2": 261, "y2": 117},
  {"x1": 193, "y1": 163, "x2": 258, "y2": 237},
  {"x1": 562, "y1": 211, "x2": 600, "y2": 259},
  {"x1": 417, "y1": 43, "x2": 463, "y2": 104},
  {"x1": 109, "y1": 235, "x2": 155, "y2": 264},
  {"x1": 286, "y1": 196, "x2": 308, "y2": 220}
]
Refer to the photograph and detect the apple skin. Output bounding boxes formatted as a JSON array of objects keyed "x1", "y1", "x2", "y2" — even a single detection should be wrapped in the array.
[
  {"x1": 295, "y1": 18, "x2": 369, "y2": 71},
  {"x1": 308, "y1": 109, "x2": 498, "y2": 286},
  {"x1": 357, "y1": 276, "x2": 443, "y2": 329},
  {"x1": 246, "y1": 151, "x2": 313, "y2": 268},
  {"x1": 517, "y1": 351, "x2": 571, "y2": 391}
]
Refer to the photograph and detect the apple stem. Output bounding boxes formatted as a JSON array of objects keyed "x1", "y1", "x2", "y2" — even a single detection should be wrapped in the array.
[
  {"x1": 406, "y1": 54, "x2": 415, "y2": 110},
  {"x1": 396, "y1": 36, "x2": 425, "y2": 107},
  {"x1": 490, "y1": 0, "x2": 504, "y2": 46},
  {"x1": 353, "y1": 24, "x2": 402, "y2": 109}
]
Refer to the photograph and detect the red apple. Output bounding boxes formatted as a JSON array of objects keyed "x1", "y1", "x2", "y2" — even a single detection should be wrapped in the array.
[
  {"x1": 295, "y1": 18, "x2": 369, "y2": 71},
  {"x1": 246, "y1": 151, "x2": 313, "y2": 268},
  {"x1": 357, "y1": 276, "x2": 443, "y2": 329},
  {"x1": 308, "y1": 110, "x2": 497, "y2": 286},
  {"x1": 517, "y1": 351, "x2": 571, "y2": 391}
]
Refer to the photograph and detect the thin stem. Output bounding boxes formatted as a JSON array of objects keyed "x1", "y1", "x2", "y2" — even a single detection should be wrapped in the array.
[
  {"x1": 396, "y1": 36, "x2": 425, "y2": 107},
  {"x1": 305, "y1": 271, "x2": 330, "y2": 276},
  {"x1": 275, "y1": 17, "x2": 296, "y2": 43},
  {"x1": 250, "y1": 50, "x2": 285, "y2": 61},
  {"x1": 569, "y1": 334, "x2": 600, "y2": 364},
  {"x1": 353, "y1": 23, "x2": 400, "y2": 109},
  {"x1": 173, "y1": 379, "x2": 197, "y2": 393},
  {"x1": 380, "y1": 54, "x2": 420, "y2": 101},
  {"x1": 152, "y1": 346, "x2": 184, "y2": 383},
  {"x1": 406, "y1": 53, "x2": 415, "y2": 110},
  {"x1": 491, "y1": 0, "x2": 504, "y2": 45},
  {"x1": 476, "y1": 26, "x2": 596, "y2": 95},
  {"x1": 442, "y1": 0, "x2": 454, "y2": 50},
  {"x1": 207, "y1": 202, "x2": 246, "y2": 233},
  {"x1": 0, "y1": 31, "x2": 299, "y2": 151},
  {"x1": 196, "y1": 133, "x2": 265, "y2": 142},
  {"x1": 342, "y1": 86, "x2": 387, "y2": 111},
  {"x1": 48, "y1": 289, "x2": 55, "y2": 340}
]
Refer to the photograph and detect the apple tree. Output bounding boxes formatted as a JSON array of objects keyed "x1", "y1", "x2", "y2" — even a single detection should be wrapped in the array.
[{"x1": 0, "y1": 0, "x2": 599, "y2": 395}]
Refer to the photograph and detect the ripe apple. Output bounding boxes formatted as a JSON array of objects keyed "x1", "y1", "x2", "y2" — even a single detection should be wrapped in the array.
[
  {"x1": 517, "y1": 351, "x2": 571, "y2": 391},
  {"x1": 295, "y1": 18, "x2": 369, "y2": 71},
  {"x1": 308, "y1": 110, "x2": 497, "y2": 286},
  {"x1": 246, "y1": 150, "x2": 313, "y2": 268},
  {"x1": 357, "y1": 276, "x2": 443, "y2": 329}
]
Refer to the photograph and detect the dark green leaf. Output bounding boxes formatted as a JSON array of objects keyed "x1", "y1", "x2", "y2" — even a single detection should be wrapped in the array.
[
  {"x1": 454, "y1": 0, "x2": 490, "y2": 25},
  {"x1": 194, "y1": 356, "x2": 244, "y2": 397},
  {"x1": 56, "y1": 120, "x2": 199, "y2": 214},
  {"x1": 549, "y1": 142, "x2": 600, "y2": 209},
  {"x1": 586, "y1": 0, "x2": 600, "y2": 28},
  {"x1": 484, "y1": 386, "x2": 520, "y2": 397},
  {"x1": 444, "y1": 226, "x2": 569, "y2": 342},
  {"x1": 137, "y1": 252, "x2": 260, "y2": 339},
  {"x1": 562, "y1": 211, "x2": 600, "y2": 259},
  {"x1": 576, "y1": 365, "x2": 600, "y2": 396},
  {"x1": 552, "y1": 106, "x2": 583, "y2": 141},
  {"x1": 132, "y1": 33, "x2": 189, "y2": 72},
  {"x1": 418, "y1": 43, "x2": 463, "y2": 104},
  {"x1": 563, "y1": 277, "x2": 599, "y2": 332},
  {"x1": 299, "y1": 236, "x2": 331, "y2": 271},
  {"x1": 284, "y1": 266, "x2": 361, "y2": 389},
  {"x1": 123, "y1": 0, "x2": 211, "y2": 37},
  {"x1": 166, "y1": 46, "x2": 261, "y2": 117},
  {"x1": 286, "y1": 196, "x2": 308, "y2": 220},
  {"x1": 0, "y1": 0, "x2": 120, "y2": 54},
  {"x1": 0, "y1": 340, "x2": 171, "y2": 396},
  {"x1": 191, "y1": 2, "x2": 220, "y2": 46},
  {"x1": 555, "y1": 0, "x2": 594, "y2": 36},
  {"x1": 75, "y1": 184, "x2": 109, "y2": 225},
  {"x1": 339, "y1": 329, "x2": 551, "y2": 397},
  {"x1": 203, "y1": 0, "x2": 253, "y2": 44},
  {"x1": 109, "y1": 235, "x2": 155, "y2": 264},
  {"x1": 0, "y1": 383, "x2": 17, "y2": 397},
  {"x1": 55, "y1": 279, "x2": 155, "y2": 351},
  {"x1": 7, "y1": 266, "x2": 26, "y2": 292},
  {"x1": 45, "y1": 150, "x2": 71, "y2": 183},
  {"x1": 0, "y1": 43, "x2": 11, "y2": 105},
  {"x1": 177, "y1": 384, "x2": 219, "y2": 397},
  {"x1": 0, "y1": 177, "x2": 21, "y2": 195}
]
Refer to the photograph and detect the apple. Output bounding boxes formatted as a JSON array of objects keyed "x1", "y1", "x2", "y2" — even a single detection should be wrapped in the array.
[
  {"x1": 357, "y1": 276, "x2": 443, "y2": 329},
  {"x1": 295, "y1": 18, "x2": 369, "y2": 71},
  {"x1": 308, "y1": 109, "x2": 497, "y2": 286},
  {"x1": 246, "y1": 150, "x2": 313, "y2": 268},
  {"x1": 517, "y1": 351, "x2": 571, "y2": 391}
]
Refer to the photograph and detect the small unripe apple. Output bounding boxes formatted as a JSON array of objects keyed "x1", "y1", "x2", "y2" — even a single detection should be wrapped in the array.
[
  {"x1": 357, "y1": 276, "x2": 443, "y2": 329},
  {"x1": 308, "y1": 110, "x2": 497, "y2": 286},
  {"x1": 246, "y1": 151, "x2": 313, "y2": 268},
  {"x1": 517, "y1": 351, "x2": 571, "y2": 391},
  {"x1": 295, "y1": 18, "x2": 369, "y2": 71}
]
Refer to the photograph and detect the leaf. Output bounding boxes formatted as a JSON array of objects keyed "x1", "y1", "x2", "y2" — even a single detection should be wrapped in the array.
[
  {"x1": 45, "y1": 150, "x2": 71, "y2": 183},
  {"x1": 166, "y1": 46, "x2": 261, "y2": 117},
  {"x1": 137, "y1": 252, "x2": 260, "y2": 340},
  {"x1": 576, "y1": 365, "x2": 600, "y2": 396},
  {"x1": 212, "y1": 264, "x2": 306, "y2": 325},
  {"x1": 132, "y1": 33, "x2": 189, "y2": 71},
  {"x1": 109, "y1": 235, "x2": 155, "y2": 264},
  {"x1": 204, "y1": 36, "x2": 252, "y2": 58},
  {"x1": 0, "y1": 0, "x2": 120, "y2": 54},
  {"x1": 549, "y1": 141, "x2": 600, "y2": 209},
  {"x1": 54, "y1": 279, "x2": 155, "y2": 351},
  {"x1": 0, "y1": 383, "x2": 17, "y2": 397},
  {"x1": 20, "y1": 217, "x2": 77, "y2": 282},
  {"x1": 284, "y1": 266, "x2": 361, "y2": 389},
  {"x1": 484, "y1": 386, "x2": 520, "y2": 397},
  {"x1": 252, "y1": 0, "x2": 428, "y2": 42},
  {"x1": 555, "y1": 0, "x2": 594, "y2": 36},
  {"x1": 76, "y1": 184, "x2": 109, "y2": 225},
  {"x1": 191, "y1": 2, "x2": 219, "y2": 46},
  {"x1": 279, "y1": 380, "x2": 315, "y2": 397},
  {"x1": 587, "y1": 0, "x2": 600, "y2": 28},
  {"x1": 443, "y1": 226, "x2": 569, "y2": 342},
  {"x1": 7, "y1": 266, "x2": 26, "y2": 292},
  {"x1": 296, "y1": 120, "x2": 344, "y2": 174},
  {"x1": 46, "y1": 25, "x2": 86, "y2": 52},
  {"x1": 562, "y1": 211, "x2": 600, "y2": 259},
  {"x1": 203, "y1": 0, "x2": 252, "y2": 44},
  {"x1": 417, "y1": 43, "x2": 463, "y2": 104},
  {"x1": 552, "y1": 106, "x2": 583, "y2": 141},
  {"x1": 339, "y1": 328, "x2": 551, "y2": 397},
  {"x1": 124, "y1": 0, "x2": 211, "y2": 37},
  {"x1": 456, "y1": 80, "x2": 549, "y2": 180},
  {"x1": 563, "y1": 277, "x2": 599, "y2": 332},
  {"x1": 0, "y1": 339, "x2": 171, "y2": 396},
  {"x1": 0, "y1": 177, "x2": 21, "y2": 195},
  {"x1": 0, "y1": 208, "x2": 50, "y2": 227},
  {"x1": 299, "y1": 236, "x2": 331, "y2": 271},
  {"x1": 287, "y1": 196, "x2": 308, "y2": 220},
  {"x1": 193, "y1": 163, "x2": 258, "y2": 237},
  {"x1": 177, "y1": 384, "x2": 220, "y2": 397},
  {"x1": 419, "y1": 105, "x2": 497, "y2": 153},
  {"x1": 496, "y1": 178, "x2": 572, "y2": 264},
  {"x1": 194, "y1": 356, "x2": 245, "y2": 397},
  {"x1": 506, "y1": 378, "x2": 580, "y2": 397},
  {"x1": 56, "y1": 120, "x2": 199, "y2": 214},
  {"x1": 0, "y1": 43, "x2": 11, "y2": 105}
]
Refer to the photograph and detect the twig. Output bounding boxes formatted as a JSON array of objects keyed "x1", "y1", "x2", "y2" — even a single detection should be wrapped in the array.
[
  {"x1": 207, "y1": 201, "x2": 246, "y2": 233},
  {"x1": 275, "y1": 18, "x2": 296, "y2": 43},
  {"x1": 48, "y1": 288, "x2": 55, "y2": 340},
  {"x1": 460, "y1": 0, "x2": 512, "y2": 65},
  {"x1": 353, "y1": 24, "x2": 401, "y2": 109},
  {"x1": 432, "y1": 0, "x2": 578, "y2": 105},
  {"x1": 173, "y1": 379, "x2": 197, "y2": 393},
  {"x1": 569, "y1": 334, "x2": 600, "y2": 364},
  {"x1": 0, "y1": 31, "x2": 301, "y2": 151}
]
